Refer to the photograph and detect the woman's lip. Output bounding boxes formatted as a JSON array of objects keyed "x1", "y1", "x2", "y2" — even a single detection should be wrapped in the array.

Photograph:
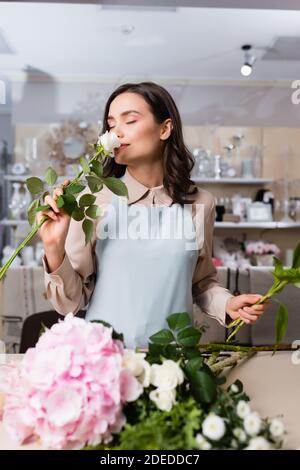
[{"x1": 119, "y1": 144, "x2": 129, "y2": 147}]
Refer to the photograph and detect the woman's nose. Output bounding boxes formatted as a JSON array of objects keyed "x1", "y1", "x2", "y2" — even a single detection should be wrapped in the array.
[{"x1": 114, "y1": 123, "x2": 124, "y2": 138}]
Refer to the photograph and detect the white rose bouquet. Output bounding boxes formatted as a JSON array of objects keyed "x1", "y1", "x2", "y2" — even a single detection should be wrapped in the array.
[{"x1": 0, "y1": 131, "x2": 127, "y2": 281}]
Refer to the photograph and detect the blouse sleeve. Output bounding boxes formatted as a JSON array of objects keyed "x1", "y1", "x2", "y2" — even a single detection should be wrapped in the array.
[{"x1": 192, "y1": 193, "x2": 234, "y2": 326}]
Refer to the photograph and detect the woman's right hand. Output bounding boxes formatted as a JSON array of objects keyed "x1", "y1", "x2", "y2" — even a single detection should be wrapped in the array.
[{"x1": 36, "y1": 180, "x2": 72, "y2": 249}]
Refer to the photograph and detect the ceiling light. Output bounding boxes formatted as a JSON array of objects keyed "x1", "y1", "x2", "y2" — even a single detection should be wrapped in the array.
[{"x1": 240, "y1": 44, "x2": 256, "y2": 77}]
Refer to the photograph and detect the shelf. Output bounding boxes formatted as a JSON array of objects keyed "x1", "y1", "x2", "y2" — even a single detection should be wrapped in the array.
[
  {"x1": 215, "y1": 221, "x2": 300, "y2": 229},
  {"x1": 1, "y1": 219, "x2": 30, "y2": 226},
  {"x1": 194, "y1": 177, "x2": 273, "y2": 185}
]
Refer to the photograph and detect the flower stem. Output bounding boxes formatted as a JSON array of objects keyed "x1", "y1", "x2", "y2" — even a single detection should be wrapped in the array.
[
  {"x1": 0, "y1": 146, "x2": 108, "y2": 282},
  {"x1": 0, "y1": 216, "x2": 48, "y2": 281},
  {"x1": 210, "y1": 351, "x2": 255, "y2": 374},
  {"x1": 200, "y1": 343, "x2": 293, "y2": 353}
]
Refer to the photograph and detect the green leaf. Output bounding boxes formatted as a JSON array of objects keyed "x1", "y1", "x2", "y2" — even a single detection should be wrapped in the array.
[
  {"x1": 185, "y1": 357, "x2": 204, "y2": 375},
  {"x1": 91, "y1": 320, "x2": 123, "y2": 342},
  {"x1": 182, "y1": 347, "x2": 203, "y2": 359},
  {"x1": 292, "y1": 241, "x2": 300, "y2": 269},
  {"x1": 177, "y1": 327, "x2": 201, "y2": 348},
  {"x1": 71, "y1": 207, "x2": 85, "y2": 221},
  {"x1": 149, "y1": 329, "x2": 175, "y2": 345},
  {"x1": 27, "y1": 199, "x2": 39, "y2": 226},
  {"x1": 273, "y1": 256, "x2": 284, "y2": 273},
  {"x1": 90, "y1": 160, "x2": 103, "y2": 178},
  {"x1": 147, "y1": 342, "x2": 164, "y2": 363},
  {"x1": 26, "y1": 177, "x2": 44, "y2": 195},
  {"x1": 216, "y1": 376, "x2": 226, "y2": 385},
  {"x1": 79, "y1": 194, "x2": 96, "y2": 208},
  {"x1": 65, "y1": 183, "x2": 85, "y2": 195},
  {"x1": 86, "y1": 175, "x2": 103, "y2": 193},
  {"x1": 44, "y1": 167, "x2": 58, "y2": 186},
  {"x1": 82, "y1": 218, "x2": 94, "y2": 245},
  {"x1": 36, "y1": 204, "x2": 50, "y2": 212},
  {"x1": 80, "y1": 156, "x2": 90, "y2": 174},
  {"x1": 190, "y1": 370, "x2": 217, "y2": 404},
  {"x1": 103, "y1": 177, "x2": 128, "y2": 197},
  {"x1": 57, "y1": 195, "x2": 65, "y2": 208},
  {"x1": 167, "y1": 312, "x2": 191, "y2": 331},
  {"x1": 274, "y1": 300, "x2": 289, "y2": 351},
  {"x1": 85, "y1": 204, "x2": 101, "y2": 219}
]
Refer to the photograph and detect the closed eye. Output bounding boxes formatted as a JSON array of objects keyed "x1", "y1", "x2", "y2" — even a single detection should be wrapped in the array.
[{"x1": 107, "y1": 121, "x2": 136, "y2": 129}]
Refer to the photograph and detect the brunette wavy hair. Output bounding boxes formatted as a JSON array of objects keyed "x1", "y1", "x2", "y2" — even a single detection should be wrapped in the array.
[{"x1": 101, "y1": 82, "x2": 197, "y2": 205}]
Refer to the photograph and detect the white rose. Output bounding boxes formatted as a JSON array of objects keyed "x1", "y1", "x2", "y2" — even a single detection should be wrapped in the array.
[
  {"x1": 98, "y1": 131, "x2": 120, "y2": 154},
  {"x1": 270, "y1": 418, "x2": 285, "y2": 438},
  {"x1": 149, "y1": 388, "x2": 176, "y2": 412},
  {"x1": 195, "y1": 433, "x2": 211, "y2": 450},
  {"x1": 202, "y1": 414, "x2": 226, "y2": 441},
  {"x1": 150, "y1": 360, "x2": 184, "y2": 391},
  {"x1": 123, "y1": 350, "x2": 151, "y2": 388},
  {"x1": 237, "y1": 400, "x2": 251, "y2": 419},
  {"x1": 246, "y1": 436, "x2": 271, "y2": 450},
  {"x1": 244, "y1": 412, "x2": 261, "y2": 436},
  {"x1": 230, "y1": 383, "x2": 239, "y2": 394},
  {"x1": 233, "y1": 427, "x2": 247, "y2": 443}
]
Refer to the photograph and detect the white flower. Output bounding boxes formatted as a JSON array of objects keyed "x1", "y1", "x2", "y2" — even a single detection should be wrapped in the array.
[
  {"x1": 202, "y1": 414, "x2": 226, "y2": 441},
  {"x1": 237, "y1": 400, "x2": 251, "y2": 419},
  {"x1": 246, "y1": 437, "x2": 271, "y2": 450},
  {"x1": 123, "y1": 350, "x2": 151, "y2": 387},
  {"x1": 149, "y1": 388, "x2": 176, "y2": 412},
  {"x1": 150, "y1": 360, "x2": 184, "y2": 391},
  {"x1": 233, "y1": 427, "x2": 247, "y2": 443},
  {"x1": 230, "y1": 438, "x2": 238, "y2": 449},
  {"x1": 230, "y1": 384, "x2": 239, "y2": 394},
  {"x1": 98, "y1": 131, "x2": 120, "y2": 155},
  {"x1": 244, "y1": 412, "x2": 261, "y2": 436},
  {"x1": 195, "y1": 433, "x2": 211, "y2": 450},
  {"x1": 270, "y1": 418, "x2": 285, "y2": 438}
]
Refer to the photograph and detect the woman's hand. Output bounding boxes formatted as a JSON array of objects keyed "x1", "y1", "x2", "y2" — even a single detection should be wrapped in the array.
[{"x1": 225, "y1": 294, "x2": 271, "y2": 325}]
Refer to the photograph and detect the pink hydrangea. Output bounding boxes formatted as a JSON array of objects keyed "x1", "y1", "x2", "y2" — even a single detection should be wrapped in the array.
[{"x1": 0, "y1": 314, "x2": 143, "y2": 449}]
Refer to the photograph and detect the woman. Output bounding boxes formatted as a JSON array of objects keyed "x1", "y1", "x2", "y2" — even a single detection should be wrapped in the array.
[{"x1": 38, "y1": 82, "x2": 268, "y2": 348}]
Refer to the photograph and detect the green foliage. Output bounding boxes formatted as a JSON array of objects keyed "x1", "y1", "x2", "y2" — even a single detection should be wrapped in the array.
[
  {"x1": 26, "y1": 177, "x2": 44, "y2": 195},
  {"x1": 79, "y1": 194, "x2": 96, "y2": 207},
  {"x1": 82, "y1": 218, "x2": 94, "y2": 244},
  {"x1": 103, "y1": 177, "x2": 128, "y2": 197},
  {"x1": 148, "y1": 312, "x2": 218, "y2": 405},
  {"x1": 87, "y1": 398, "x2": 202, "y2": 450},
  {"x1": 27, "y1": 199, "x2": 39, "y2": 226},
  {"x1": 85, "y1": 205, "x2": 101, "y2": 219},
  {"x1": 228, "y1": 241, "x2": 300, "y2": 345},
  {"x1": 44, "y1": 167, "x2": 58, "y2": 186}
]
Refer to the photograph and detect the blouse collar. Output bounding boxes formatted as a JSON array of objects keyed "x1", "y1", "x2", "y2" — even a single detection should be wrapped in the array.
[{"x1": 122, "y1": 168, "x2": 173, "y2": 206}]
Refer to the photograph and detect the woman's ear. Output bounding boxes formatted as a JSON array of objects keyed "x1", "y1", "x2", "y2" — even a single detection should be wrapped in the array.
[{"x1": 160, "y1": 119, "x2": 173, "y2": 141}]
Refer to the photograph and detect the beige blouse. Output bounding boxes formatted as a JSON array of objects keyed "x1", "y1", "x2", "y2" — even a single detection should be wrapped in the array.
[{"x1": 43, "y1": 169, "x2": 234, "y2": 326}]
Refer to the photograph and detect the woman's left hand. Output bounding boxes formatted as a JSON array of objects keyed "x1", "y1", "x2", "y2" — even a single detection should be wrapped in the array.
[{"x1": 225, "y1": 294, "x2": 271, "y2": 325}]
